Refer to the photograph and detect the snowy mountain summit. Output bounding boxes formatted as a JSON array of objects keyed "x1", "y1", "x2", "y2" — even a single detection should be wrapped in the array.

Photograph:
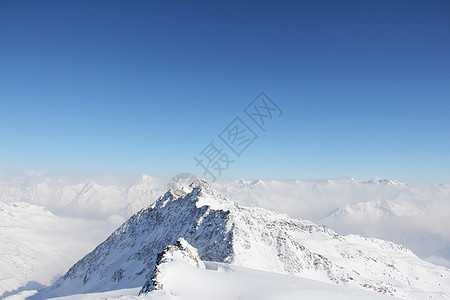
[{"x1": 36, "y1": 179, "x2": 449, "y2": 299}]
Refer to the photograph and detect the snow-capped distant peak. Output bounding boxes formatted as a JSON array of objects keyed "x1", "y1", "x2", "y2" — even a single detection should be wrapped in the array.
[
  {"x1": 226, "y1": 178, "x2": 265, "y2": 188},
  {"x1": 251, "y1": 179, "x2": 264, "y2": 186},
  {"x1": 367, "y1": 177, "x2": 405, "y2": 186},
  {"x1": 139, "y1": 174, "x2": 156, "y2": 184}
]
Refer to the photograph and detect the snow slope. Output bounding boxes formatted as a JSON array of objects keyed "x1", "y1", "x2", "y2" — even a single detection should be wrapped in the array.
[
  {"x1": 23, "y1": 239, "x2": 390, "y2": 300},
  {"x1": 3, "y1": 240, "x2": 393, "y2": 300},
  {"x1": 6, "y1": 263, "x2": 392, "y2": 300},
  {"x1": 0, "y1": 202, "x2": 120, "y2": 298},
  {"x1": 137, "y1": 238, "x2": 393, "y2": 300},
  {"x1": 32, "y1": 180, "x2": 450, "y2": 300}
]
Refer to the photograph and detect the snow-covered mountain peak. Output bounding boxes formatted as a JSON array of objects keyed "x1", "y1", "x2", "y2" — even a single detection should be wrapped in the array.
[
  {"x1": 164, "y1": 173, "x2": 200, "y2": 191},
  {"x1": 367, "y1": 177, "x2": 406, "y2": 186},
  {"x1": 230, "y1": 178, "x2": 264, "y2": 187},
  {"x1": 188, "y1": 177, "x2": 213, "y2": 191},
  {"x1": 139, "y1": 174, "x2": 155, "y2": 183},
  {"x1": 151, "y1": 178, "x2": 235, "y2": 211},
  {"x1": 250, "y1": 179, "x2": 264, "y2": 186},
  {"x1": 35, "y1": 183, "x2": 450, "y2": 300}
]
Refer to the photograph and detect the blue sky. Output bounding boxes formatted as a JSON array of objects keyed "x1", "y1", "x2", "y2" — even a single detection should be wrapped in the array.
[{"x1": 0, "y1": 0, "x2": 449, "y2": 183}]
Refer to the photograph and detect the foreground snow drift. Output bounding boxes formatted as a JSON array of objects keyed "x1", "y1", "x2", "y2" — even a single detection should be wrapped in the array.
[{"x1": 7, "y1": 239, "x2": 392, "y2": 300}]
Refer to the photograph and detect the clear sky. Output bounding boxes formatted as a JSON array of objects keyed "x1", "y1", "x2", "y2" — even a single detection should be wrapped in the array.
[{"x1": 0, "y1": 0, "x2": 449, "y2": 183}]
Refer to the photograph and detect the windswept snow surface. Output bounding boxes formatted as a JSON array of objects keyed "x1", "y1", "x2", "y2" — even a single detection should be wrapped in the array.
[
  {"x1": 20, "y1": 261, "x2": 393, "y2": 300},
  {"x1": 137, "y1": 238, "x2": 392, "y2": 300},
  {"x1": 5, "y1": 265, "x2": 392, "y2": 300}
]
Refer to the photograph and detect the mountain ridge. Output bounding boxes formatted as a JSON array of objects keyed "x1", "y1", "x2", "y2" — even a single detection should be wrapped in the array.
[{"x1": 31, "y1": 180, "x2": 450, "y2": 299}]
